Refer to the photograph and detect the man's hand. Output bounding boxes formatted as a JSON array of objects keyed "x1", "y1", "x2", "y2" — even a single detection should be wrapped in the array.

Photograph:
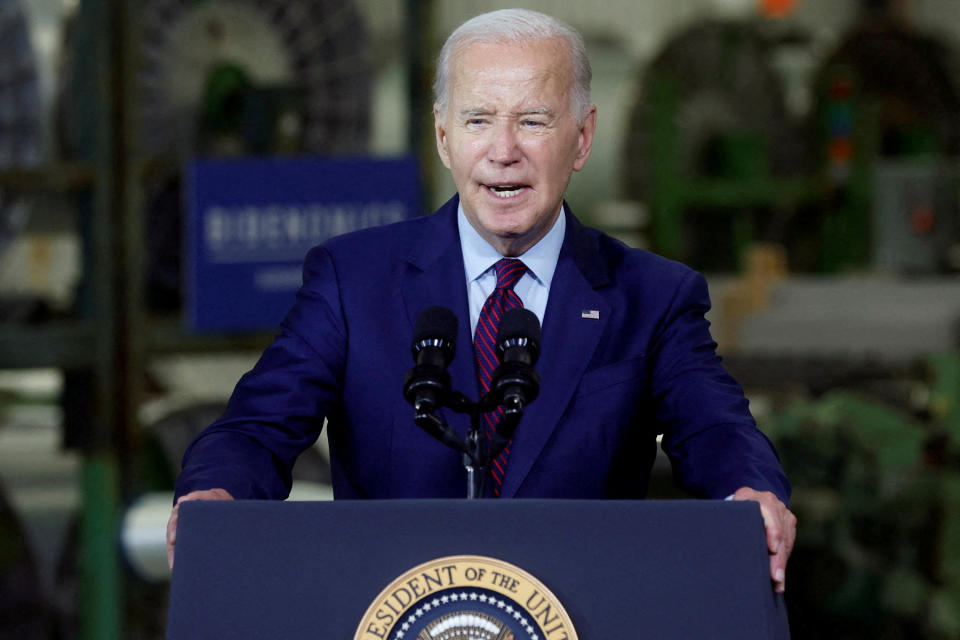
[
  {"x1": 166, "y1": 488, "x2": 234, "y2": 570},
  {"x1": 732, "y1": 487, "x2": 796, "y2": 593}
]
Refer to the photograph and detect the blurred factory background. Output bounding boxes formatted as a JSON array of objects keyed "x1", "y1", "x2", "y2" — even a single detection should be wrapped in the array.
[{"x1": 0, "y1": 0, "x2": 959, "y2": 637}]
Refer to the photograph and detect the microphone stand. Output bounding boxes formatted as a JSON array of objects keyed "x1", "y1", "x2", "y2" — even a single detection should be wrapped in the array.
[
  {"x1": 458, "y1": 393, "x2": 489, "y2": 500},
  {"x1": 463, "y1": 390, "x2": 523, "y2": 499},
  {"x1": 407, "y1": 350, "x2": 536, "y2": 499},
  {"x1": 463, "y1": 426, "x2": 485, "y2": 499},
  {"x1": 412, "y1": 388, "x2": 524, "y2": 499},
  {"x1": 406, "y1": 307, "x2": 540, "y2": 499},
  {"x1": 412, "y1": 391, "x2": 491, "y2": 499}
]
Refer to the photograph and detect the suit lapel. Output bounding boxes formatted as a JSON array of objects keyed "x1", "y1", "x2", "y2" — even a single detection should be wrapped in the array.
[
  {"x1": 400, "y1": 196, "x2": 474, "y2": 437},
  {"x1": 398, "y1": 199, "x2": 611, "y2": 492},
  {"x1": 500, "y1": 210, "x2": 610, "y2": 497}
]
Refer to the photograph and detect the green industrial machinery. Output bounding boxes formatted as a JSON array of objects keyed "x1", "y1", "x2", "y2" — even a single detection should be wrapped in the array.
[
  {"x1": 763, "y1": 353, "x2": 960, "y2": 639},
  {"x1": 622, "y1": 13, "x2": 960, "y2": 273},
  {"x1": 622, "y1": 19, "x2": 820, "y2": 272}
]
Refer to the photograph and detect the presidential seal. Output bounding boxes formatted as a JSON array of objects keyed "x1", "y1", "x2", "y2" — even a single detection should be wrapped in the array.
[{"x1": 355, "y1": 555, "x2": 578, "y2": 640}]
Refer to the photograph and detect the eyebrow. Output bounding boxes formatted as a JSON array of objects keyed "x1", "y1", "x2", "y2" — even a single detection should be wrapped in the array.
[{"x1": 458, "y1": 107, "x2": 554, "y2": 118}]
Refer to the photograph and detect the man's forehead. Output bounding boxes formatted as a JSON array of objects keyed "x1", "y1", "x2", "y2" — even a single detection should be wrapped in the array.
[
  {"x1": 450, "y1": 37, "x2": 571, "y2": 76},
  {"x1": 449, "y1": 46, "x2": 571, "y2": 107}
]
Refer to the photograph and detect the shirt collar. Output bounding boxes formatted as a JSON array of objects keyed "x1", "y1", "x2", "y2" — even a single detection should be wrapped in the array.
[{"x1": 457, "y1": 202, "x2": 565, "y2": 287}]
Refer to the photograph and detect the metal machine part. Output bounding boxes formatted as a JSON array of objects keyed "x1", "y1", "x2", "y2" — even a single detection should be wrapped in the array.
[
  {"x1": 58, "y1": 0, "x2": 374, "y2": 310},
  {"x1": 623, "y1": 19, "x2": 805, "y2": 203},
  {"x1": 138, "y1": 0, "x2": 372, "y2": 159},
  {"x1": 814, "y1": 15, "x2": 960, "y2": 272},
  {"x1": 138, "y1": 0, "x2": 371, "y2": 158},
  {"x1": 0, "y1": 0, "x2": 41, "y2": 169},
  {"x1": 621, "y1": 19, "x2": 813, "y2": 269},
  {"x1": 817, "y1": 16, "x2": 960, "y2": 159},
  {"x1": 873, "y1": 161, "x2": 957, "y2": 274},
  {"x1": 0, "y1": 0, "x2": 45, "y2": 321}
]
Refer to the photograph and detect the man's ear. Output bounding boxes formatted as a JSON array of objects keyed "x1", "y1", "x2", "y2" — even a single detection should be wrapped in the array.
[
  {"x1": 573, "y1": 105, "x2": 597, "y2": 172},
  {"x1": 434, "y1": 104, "x2": 451, "y2": 169}
]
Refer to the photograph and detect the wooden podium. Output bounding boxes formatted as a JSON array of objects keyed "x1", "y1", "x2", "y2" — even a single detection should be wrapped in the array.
[{"x1": 167, "y1": 499, "x2": 789, "y2": 639}]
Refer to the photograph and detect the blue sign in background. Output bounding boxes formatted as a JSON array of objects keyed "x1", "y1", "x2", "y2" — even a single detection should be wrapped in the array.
[{"x1": 186, "y1": 155, "x2": 420, "y2": 332}]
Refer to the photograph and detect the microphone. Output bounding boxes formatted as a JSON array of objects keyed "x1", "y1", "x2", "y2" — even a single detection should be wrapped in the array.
[
  {"x1": 490, "y1": 308, "x2": 541, "y2": 417},
  {"x1": 403, "y1": 306, "x2": 458, "y2": 414}
]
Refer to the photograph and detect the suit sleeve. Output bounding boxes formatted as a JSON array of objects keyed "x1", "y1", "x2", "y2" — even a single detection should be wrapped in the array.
[
  {"x1": 652, "y1": 270, "x2": 791, "y2": 504},
  {"x1": 174, "y1": 246, "x2": 347, "y2": 500}
]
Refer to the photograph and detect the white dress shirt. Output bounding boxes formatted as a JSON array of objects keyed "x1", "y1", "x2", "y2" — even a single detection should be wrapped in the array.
[{"x1": 457, "y1": 202, "x2": 566, "y2": 337}]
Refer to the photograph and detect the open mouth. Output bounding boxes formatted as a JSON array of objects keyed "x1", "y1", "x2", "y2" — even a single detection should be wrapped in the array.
[{"x1": 486, "y1": 184, "x2": 527, "y2": 198}]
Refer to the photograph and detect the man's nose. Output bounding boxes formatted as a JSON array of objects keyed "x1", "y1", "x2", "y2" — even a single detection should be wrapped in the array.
[{"x1": 487, "y1": 123, "x2": 521, "y2": 165}]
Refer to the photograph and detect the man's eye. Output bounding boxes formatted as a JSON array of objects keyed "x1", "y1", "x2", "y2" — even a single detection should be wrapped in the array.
[
  {"x1": 522, "y1": 120, "x2": 545, "y2": 127},
  {"x1": 467, "y1": 118, "x2": 487, "y2": 126}
]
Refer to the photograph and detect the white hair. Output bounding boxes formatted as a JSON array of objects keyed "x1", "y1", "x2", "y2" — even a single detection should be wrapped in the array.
[{"x1": 433, "y1": 9, "x2": 592, "y2": 123}]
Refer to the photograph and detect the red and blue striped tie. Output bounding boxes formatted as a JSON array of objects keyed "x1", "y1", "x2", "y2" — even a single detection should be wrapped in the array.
[{"x1": 474, "y1": 258, "x2": 527, "y2": 496}]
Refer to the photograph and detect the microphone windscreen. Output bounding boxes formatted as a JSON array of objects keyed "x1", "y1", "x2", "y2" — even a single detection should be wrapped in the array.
[
  {"x1": 413, "y1": 305, "x2": 458, "y2": 346},
  {"x1": 498, "y1": 308, "x2": 540, "y2": 344}
]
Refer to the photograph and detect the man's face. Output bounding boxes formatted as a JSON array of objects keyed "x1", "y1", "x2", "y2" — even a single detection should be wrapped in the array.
[{"x1": 434, "y1": 38, "x2": 596, "y2": 257}]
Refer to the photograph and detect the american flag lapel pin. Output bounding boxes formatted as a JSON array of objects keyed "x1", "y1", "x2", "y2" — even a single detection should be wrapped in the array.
[{"x1": 581, "y1": 309, "x2": 600, "y2": 320}]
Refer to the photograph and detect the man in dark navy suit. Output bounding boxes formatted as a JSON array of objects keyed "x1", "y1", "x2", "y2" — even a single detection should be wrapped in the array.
[{"x1": 168, "y1": 8, "x2": 796, "y2": 591}]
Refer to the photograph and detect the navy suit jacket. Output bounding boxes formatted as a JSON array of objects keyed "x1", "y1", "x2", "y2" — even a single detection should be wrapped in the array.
[{"x1": 176, "y1": 196, "x2": 790, "y2": 503}]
